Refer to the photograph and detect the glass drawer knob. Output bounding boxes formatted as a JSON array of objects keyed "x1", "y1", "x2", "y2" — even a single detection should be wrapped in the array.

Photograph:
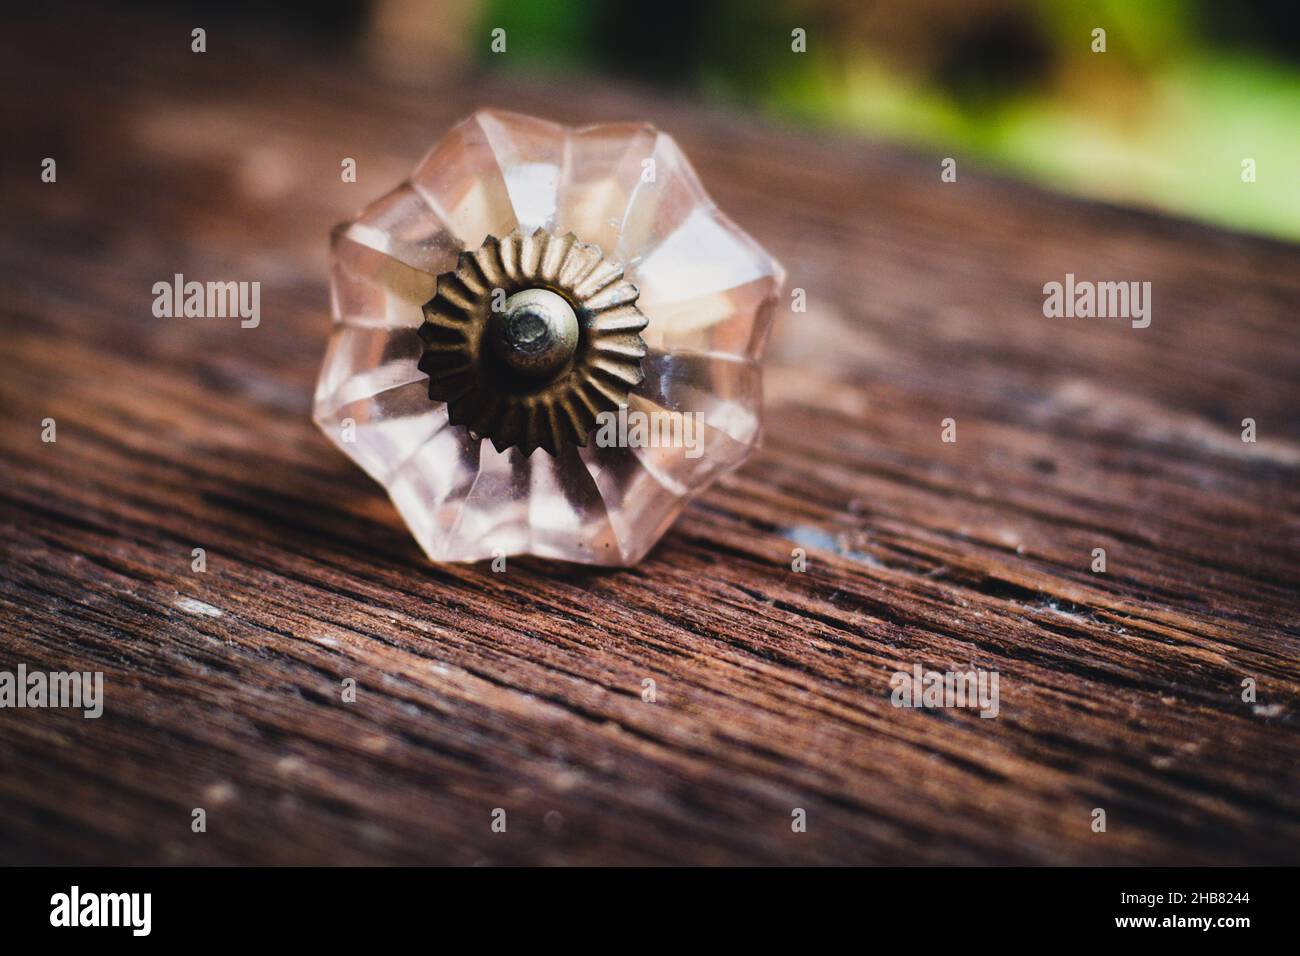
[{"x1": 315, "y1": 110, "x2": 784, "y2": 566}]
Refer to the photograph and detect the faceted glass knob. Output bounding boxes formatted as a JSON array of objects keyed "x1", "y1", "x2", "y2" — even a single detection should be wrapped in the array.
[{"x1": 314, "y1": 110, "x2": 785, "y2": 565}]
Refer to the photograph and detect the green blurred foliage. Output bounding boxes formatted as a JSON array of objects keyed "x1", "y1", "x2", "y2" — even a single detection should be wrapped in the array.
[{"x1": 476, "y1": 0, "x2": 1300, "y2": 241}]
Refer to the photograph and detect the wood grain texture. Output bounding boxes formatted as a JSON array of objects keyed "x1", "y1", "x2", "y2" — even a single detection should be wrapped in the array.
[{"x1": 1, "y1": 11, "x2": 1298, "y2": 865}]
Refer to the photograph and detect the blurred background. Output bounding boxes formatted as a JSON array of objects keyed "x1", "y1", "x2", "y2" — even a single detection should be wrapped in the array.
[{"x1": 149, "y1": 0, "x2": 1300, "y2": 242}]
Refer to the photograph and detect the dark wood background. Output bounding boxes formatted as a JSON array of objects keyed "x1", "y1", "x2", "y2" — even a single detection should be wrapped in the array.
[{"x1": 2, "y1": 9, "x2": 1297, "y2": 865}]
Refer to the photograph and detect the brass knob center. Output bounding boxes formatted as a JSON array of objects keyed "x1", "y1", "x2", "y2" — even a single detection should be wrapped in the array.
[
  {"x1": 419, "y1": 229, "x2": 648, "y2": 455},
  {"x1": 491, "y1": 288, "x2": 579, "y2": 378}
]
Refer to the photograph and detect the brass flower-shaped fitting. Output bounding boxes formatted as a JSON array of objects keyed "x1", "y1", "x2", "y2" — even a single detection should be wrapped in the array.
[{"x1": 417, "y1": 228, "x2": 648, "y2": 456}]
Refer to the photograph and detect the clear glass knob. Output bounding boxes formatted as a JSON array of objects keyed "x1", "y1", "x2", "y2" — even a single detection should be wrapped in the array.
[{"x1": 314, "y1": 110, "x2": 785, "y2": 565}]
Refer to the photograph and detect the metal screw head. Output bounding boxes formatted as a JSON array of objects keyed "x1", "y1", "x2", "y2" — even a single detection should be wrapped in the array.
[{"x1": 490, "y1": 288, "x2": 580, "y2": 378}]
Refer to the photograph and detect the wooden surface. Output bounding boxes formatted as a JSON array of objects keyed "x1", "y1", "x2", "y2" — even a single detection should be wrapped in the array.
[{"x1": 2, "y1": 12, "x2": 1298, "y2": 866}]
